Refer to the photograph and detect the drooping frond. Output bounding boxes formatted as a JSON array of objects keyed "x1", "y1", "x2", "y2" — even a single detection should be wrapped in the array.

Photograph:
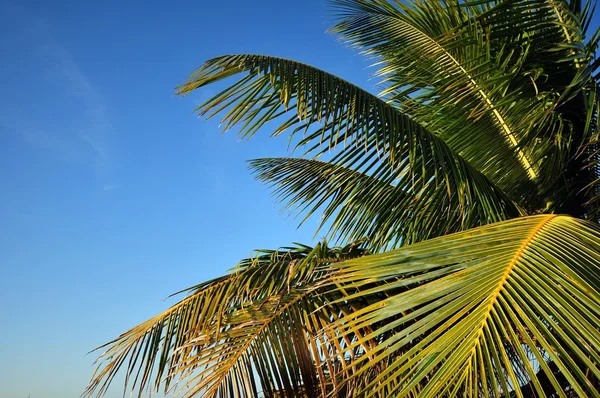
[
  {"x1": 177, "y1": 54, "x2": 523, "y2": 246},
  {"x1": 84, "y1": 240, "x2": 371, "y2": 398},
  {"x1": 323, "y1": 215, "x2": 600, "y2": 397},
  {"x1": 250, "y1": 157, "x2": 516, "y2": 251}
]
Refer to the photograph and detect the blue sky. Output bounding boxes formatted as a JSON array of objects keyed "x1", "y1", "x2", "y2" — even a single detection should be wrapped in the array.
[
  {"x1": 2, "y1": 1, "x2": 600, "y2": 397},
  {"x1": 0, "y1": 0, "x2": 373, "y2": 396}
]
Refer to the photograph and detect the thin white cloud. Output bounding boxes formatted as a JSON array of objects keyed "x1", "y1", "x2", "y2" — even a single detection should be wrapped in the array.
[
  {"x1": 39, "y1": 35, "x2": 112, "y2": 165},
  {"x1": 2, "y1": 1, "x2": 114, "y2": 188}
]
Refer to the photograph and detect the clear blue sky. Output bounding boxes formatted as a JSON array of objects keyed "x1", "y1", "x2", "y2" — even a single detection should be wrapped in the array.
[{"x1": 0, "y1": 0, "x2": 373, "y2": 396}]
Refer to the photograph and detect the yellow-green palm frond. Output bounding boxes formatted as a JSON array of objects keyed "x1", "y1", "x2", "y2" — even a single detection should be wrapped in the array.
[
  {"x1": 323, "y1": 215, "x2": 600, "y2": 397},
  {"x1": 84, "y1": 240, "x2": 372, "y2": 398}
]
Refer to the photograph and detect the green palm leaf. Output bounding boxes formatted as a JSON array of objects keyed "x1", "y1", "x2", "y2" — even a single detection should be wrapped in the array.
[
  {"x1": 250, "y1": 157, "x2": 515, "y2": 250},
  {"x1": 329, "y1": 0, "x2": 598, "y2": 211},
  {"x1": 324, "y1": 215, "x2": 600, "y2": 397},
  {"x1": 177, "y1": 54, "x2": 523, "y2": 241}
]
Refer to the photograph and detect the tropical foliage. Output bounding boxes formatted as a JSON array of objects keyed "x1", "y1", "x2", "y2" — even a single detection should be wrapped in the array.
[{"x1": 86, "y1": 1, "x2": 600, "y2": 397}]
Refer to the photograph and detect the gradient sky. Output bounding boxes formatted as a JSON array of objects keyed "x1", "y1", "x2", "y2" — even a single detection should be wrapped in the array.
[
  {"x1": 2, "y1": 1, "x2": 599, "y2": 398},
  {"x1": 0, "y1": 0, "x2": 374, "y2": 396}
]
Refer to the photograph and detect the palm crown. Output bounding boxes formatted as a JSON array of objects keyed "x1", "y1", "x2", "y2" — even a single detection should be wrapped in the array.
[{"x1": 86, "y1": 1, "x2": 600, "y2": 397}]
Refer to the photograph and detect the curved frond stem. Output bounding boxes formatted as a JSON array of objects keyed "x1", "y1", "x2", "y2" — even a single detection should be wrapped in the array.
[{"x1": 551, "y1": 1, "x2": 583, "y2": 68}]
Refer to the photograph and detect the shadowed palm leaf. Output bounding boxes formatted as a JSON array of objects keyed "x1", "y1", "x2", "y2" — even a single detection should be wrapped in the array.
[{"x1": 330, "y1": 0, "x2": 600, "y2": 212}]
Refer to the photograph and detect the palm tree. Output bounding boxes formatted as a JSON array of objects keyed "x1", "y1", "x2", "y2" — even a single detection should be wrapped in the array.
[{"x1": 86, "y1": 1, "x2": 600, "y2": 397}]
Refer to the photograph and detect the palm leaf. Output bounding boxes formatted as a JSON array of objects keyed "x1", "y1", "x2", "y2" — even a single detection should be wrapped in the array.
[
  {"x1": 250, "y1": 157, "x2": 516, "y2": 251},
  {"x1": 323, "y1": 215, "x2": 600, "y2": 397},
  {"x1": 84, "y1": 240, "x2": 371, "y2": 397},
  {"x1": 329, "y1": 0, "x2": 598, "y2": 211},
  {"x1": 177, "y1": 54, "x2": 523, "y2": 243}
]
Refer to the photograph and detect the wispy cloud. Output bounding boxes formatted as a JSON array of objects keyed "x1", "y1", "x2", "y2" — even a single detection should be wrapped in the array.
[
  {"x1": 39, "y1": 38, "x2": 112, "y2": 163},
  {"x1": 2, "y1": 1, "x2": 114, "y2": 189}
]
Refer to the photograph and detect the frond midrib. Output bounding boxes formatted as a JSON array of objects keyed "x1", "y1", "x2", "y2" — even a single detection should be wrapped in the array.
[
  {"x1": 465, "y1": 214, "x2": 557, "y2": 386},
  {"x1": 345, "y1": 10, "x2": 539, "y2": 180}
]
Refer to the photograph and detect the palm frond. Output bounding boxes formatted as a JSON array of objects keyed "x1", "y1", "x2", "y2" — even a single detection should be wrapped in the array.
[
  {"x1": 173, "y1": 291, "x2": 320, "y2": 397},
  {"x1": 329, "y1": 0, "x2": 599, "y2": 211},
  {"x1": 250, "y1": 157, "x2": 518, "y2": 251},
  {"x1": 323, "y1": 215, "x2": 600, "y2": 397},
  {"x1": 177, "y1": 54, "x2": 523, "y2": 244},
  {"x1": 84, "y1": 240, "x2": 371, "y2": 397}
]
